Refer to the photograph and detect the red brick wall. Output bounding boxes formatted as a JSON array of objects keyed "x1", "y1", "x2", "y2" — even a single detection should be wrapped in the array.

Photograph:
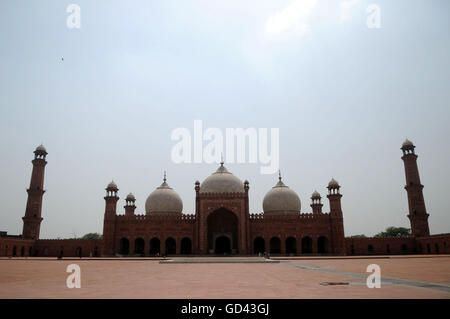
[
  {"x1": 103, "y1": 211, "x2": 341, "y2": 256},
  {"x1": 0, "y1": 237, "x2": 36, "y2": 256},
  {"x1": 345, "y1": 237, "x2": 417, "y2": 255},
  {"x1": 249, "y1": 213, "x2": 336, "y2": 254},
  {"x1": 415, "y1": 233, "x2": 450, "y2": 254},
  {"x1": 33, "y1": 239, "x2": 103, "y2": 257},
  {"x1": 105, "y1": 214, "x2": 196, "y2": 256}
]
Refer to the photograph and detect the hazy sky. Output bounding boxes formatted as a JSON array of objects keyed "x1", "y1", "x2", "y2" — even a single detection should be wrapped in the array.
[{"x1": 1, "y1": 0, "x2": 449, "y2": 239}]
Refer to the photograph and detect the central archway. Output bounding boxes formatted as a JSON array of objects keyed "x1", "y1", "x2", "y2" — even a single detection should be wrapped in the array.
[
  {"x1": 215, "y1": 235, "x2": 231, "y2": 254},
  {"x1": 207, "y1": 208, "x2": 238, "y2": 254}
]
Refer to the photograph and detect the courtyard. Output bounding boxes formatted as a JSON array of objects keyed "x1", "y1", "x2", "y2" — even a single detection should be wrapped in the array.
[{"x1": 0, "y1": 255, "x2": 449, "y2": 299}]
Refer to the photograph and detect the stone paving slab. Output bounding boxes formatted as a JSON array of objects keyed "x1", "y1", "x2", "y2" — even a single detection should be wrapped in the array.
[
  {"x1": 290, "y1": 257, "x2": 450, "y2": 285},
  {"x1": 0, "y1": 256, "x2": 449, "y2": 299},
  {"x1": 272, "y1": 254, "x2": 450, "y2": 260}
]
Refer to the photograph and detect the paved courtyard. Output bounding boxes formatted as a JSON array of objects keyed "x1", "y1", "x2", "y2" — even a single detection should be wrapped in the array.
[{"x1": 0, "y1": 255, "x2": 449, "y2": 298}]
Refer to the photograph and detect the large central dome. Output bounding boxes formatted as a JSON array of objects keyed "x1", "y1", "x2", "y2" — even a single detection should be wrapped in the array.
[{"x1": 200, "y1": 162, "x2": 245, "y2": 194}]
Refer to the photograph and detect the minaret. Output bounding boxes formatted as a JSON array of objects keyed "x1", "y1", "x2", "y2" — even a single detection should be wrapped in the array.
[
  {"x1": 22, "y1": 145, "x2": 47, "y2": 239},
  {"x1": 124, "y1": 193, "x2": 136, "y2": 216},
  {"x1": 102, "y1": 180, "x2": 119, "y2": 255},
  {"x1": 311, "y1": 190, "x2": 323, "y2": 214},
  {"x1": 104, "y1": 180, "x2": 119, "y2": 215},
  {"x1": 327, "y1": 178, "x2": 342, "y2": 215},
  {"x1": 327, "y1": 178, "x2": 345, "y2": 255},
  {"x1": 401, "y1": 139, "x2": 430, "y2": 237}
]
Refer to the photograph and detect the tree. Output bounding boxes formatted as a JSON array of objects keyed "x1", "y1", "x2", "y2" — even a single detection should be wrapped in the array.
[
  {"x1": 374, "y1": 227, "x2": 411, "y2": 238},
  {"x1": 350, "y1": 234, "x2": 367, "y2": 238},
  {"x1": 81, "y1": 233, "x2": 103, "y2": 240}
]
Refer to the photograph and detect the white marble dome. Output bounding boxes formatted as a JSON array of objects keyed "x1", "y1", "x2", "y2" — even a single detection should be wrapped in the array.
[
  {"x1": 263, "y1": 175, "x2": 301, "y2": 214},
  {"x1": 199, "y1": 163, "x2": 245, "y2": 194},
  {"x1": 145, "y1": 176, "x2": 183, "y2": 214}
]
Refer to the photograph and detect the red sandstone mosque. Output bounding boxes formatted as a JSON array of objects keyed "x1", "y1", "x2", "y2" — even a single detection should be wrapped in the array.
[{"x1": 0, "y1": 140, "x2": 449, "y2": 257}]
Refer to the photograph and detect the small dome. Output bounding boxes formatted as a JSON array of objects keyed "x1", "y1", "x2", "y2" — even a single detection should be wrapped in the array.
[
  {"x1": 401, "y1": 139, "x2": 414, "y2": 150},
  {"x1": 327, "y1": 178, "x2": 339, "y2": 189},
  {"x1": 311, "y1": 190, "x2": 321, "y2": 199},
  {"x1": 199, "y1": 162, "x2": 244, "y2": 194},
  {"x1": 263, "y1": 175, "x2": 301, "y2": 214},
  {"x1": 35, "y1": 144, "x2": 47, "y2": 153},
  {"x1": 107, "y1": 180, "x2": 118, "y2": 190},
  {"x1": 145, "y1": 175, "x2": 183, "y2": 214},
  {"x1": 126, "y1": 193, "x2": 135, "y2": 201}
]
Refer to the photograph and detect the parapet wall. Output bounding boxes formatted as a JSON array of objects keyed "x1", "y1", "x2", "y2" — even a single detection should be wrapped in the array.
[
  {"x1": 115, "y1": 213, "x2": 196, "y2": 223},
  {"x1": 249, "y1": 212, "x2": 330, "y2": 221},
  {"x1": 345, "y1": 233, "x2": 450, "y2": 255},
  {"x1": 345, "y1": 237, "x2": 417, "y2": 255},
  {"x1": 0, "y1": 237, "x2": 35, "y2": 257},
  {"x1": 415, "y1": 233, "x2": 450, "y2": 254},
  {"x1": 33, "y1": 239, "x2": 104, "y2": 257}
]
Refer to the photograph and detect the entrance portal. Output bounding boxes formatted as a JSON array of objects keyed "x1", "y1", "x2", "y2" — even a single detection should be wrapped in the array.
[
  {"x1": 215, "y1": 236, "x2": 231, "y2": 254},
  {"x1": 207, "y1": 208, "x2": 238, "y2": 254}
]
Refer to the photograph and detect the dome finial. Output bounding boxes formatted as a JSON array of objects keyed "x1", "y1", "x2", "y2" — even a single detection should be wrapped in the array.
[
  {"x1": 274, "y1": 170, "x2": 286, "y2": 188},
  {"x1": 220, "y1": 152, "x2": 224, "y2": 166},
  {"x1": 159, "y1": 171, "x2": 170, "y2": 188}
]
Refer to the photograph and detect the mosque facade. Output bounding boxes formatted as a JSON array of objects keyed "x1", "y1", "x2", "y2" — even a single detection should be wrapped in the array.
[{"x1": 0, "y1": 140, "x2": 449, "y2": 257}]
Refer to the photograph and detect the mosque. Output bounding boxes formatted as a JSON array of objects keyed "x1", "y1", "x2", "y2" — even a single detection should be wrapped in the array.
[{"x1": 0, "y1": 140, "x2": 449, "y2": 257}]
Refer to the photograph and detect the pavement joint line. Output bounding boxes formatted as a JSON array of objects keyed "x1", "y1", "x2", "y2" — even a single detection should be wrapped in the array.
[
  {"x1": 160, "y1": 258, "x2": 280, "y2": 264},
  {"x1": 282, "y1": 261, "x2": 450, "y2": 293}
]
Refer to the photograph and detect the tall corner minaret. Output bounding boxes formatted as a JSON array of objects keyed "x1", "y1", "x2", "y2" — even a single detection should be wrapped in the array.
[
  {"x1": 22, "y1": 144, "x2": 47, "y2": 239},
  {"x1": 327, "y1": 178, "x2": 345, "y2": 255},
  {"x1": 102, "y1": 180, "x2": 119, "y2": 255},
  {"x1": 401, "y1": 139, "x2": 430, "y2": 237}
]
